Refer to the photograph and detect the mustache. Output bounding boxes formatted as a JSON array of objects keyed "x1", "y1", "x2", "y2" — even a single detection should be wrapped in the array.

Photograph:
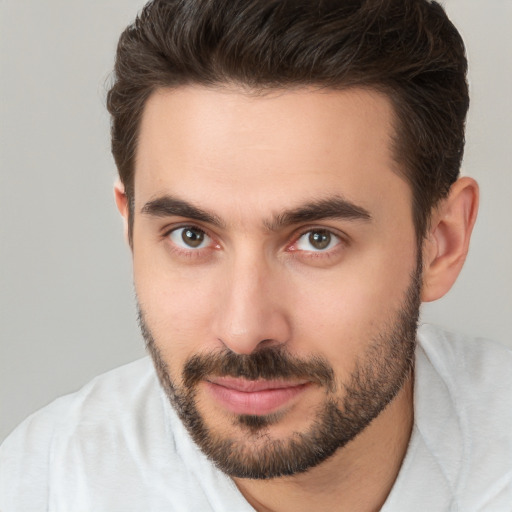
[
  {"x1": 137, "y1": 305, "x2": 335, "y2": 392},
  {"x1": 182, "y1": 346, "x2": 336, "y2": 392}
]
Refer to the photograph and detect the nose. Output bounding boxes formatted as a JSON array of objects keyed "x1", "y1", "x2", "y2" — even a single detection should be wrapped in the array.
[{"x1": 212, "y1": 254, "x2": 292, "y2": 355}]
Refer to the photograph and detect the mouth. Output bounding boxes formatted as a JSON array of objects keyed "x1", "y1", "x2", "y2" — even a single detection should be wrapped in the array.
[{"x1": 204, "y1": 376, "x2": 311, "y2": 416}]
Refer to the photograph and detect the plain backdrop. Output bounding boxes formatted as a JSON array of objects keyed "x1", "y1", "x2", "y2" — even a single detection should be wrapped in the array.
[{"x1": 1, "y1": 0, "x2": 511, "y2": 443}]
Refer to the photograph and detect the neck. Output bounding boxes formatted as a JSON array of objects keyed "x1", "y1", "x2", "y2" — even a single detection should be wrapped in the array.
[{"x1": 234, "y1": 372, "x2": 414, "y2": 512}]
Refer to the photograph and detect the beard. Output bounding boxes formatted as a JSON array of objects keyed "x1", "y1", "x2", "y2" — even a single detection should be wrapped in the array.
[{"x1": 139, "y1": 264, "x2": 421, "y2": 480}]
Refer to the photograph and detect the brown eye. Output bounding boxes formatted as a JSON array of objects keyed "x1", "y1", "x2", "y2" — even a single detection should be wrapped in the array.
[
  {"x1": 295, "y1": 229, "x2": 340, "y2": 252},
  {"x1": 182, "y1": 228, "x2": 204, "y2": 247},
  {"x1": 309, "y1": 231, "x2": 331, "y2": 250},
  {"x1": 169, "y1": 227, "x2": 210, "y2": 249}
]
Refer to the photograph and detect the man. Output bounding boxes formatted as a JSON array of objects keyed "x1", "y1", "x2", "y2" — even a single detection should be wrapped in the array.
[{"x1": 1, "y1": 0, "x2": 511, "y2": 510}]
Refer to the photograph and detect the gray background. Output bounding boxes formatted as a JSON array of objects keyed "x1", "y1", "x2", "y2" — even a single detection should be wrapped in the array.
[{"x1": 1, "y1": 0, "x2": 511, "y2": 443}]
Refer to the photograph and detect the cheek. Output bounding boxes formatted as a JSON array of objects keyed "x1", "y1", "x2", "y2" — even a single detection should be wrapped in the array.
[
  {"x1": 133, "y1": 249, "x2": 220, "y2": 365},
  {"x1": 289, "y1": 243, "x2": 417, "y2": 371}
]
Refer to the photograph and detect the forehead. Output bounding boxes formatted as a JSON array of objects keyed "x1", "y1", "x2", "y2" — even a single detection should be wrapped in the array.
[{"x1": 134, "y1": 85, "x2": 409, "y2": 224}]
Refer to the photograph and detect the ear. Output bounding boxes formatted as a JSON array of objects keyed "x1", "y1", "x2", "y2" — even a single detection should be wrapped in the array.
[
  {"x1": 113, "y1": 180, "x2": 130, "y2": 245},
  {"x1": 421, "y1": 177, "x2": 479, "y2": 302}
]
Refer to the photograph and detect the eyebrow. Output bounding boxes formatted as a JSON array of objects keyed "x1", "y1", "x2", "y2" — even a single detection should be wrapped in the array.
[
  {"x1": 141, "y1": 196, "x2": 226, "y2": 228},
  {"x1": 265, "y1": 196, "x2": 372, "y2": 231},
  {"x1": 141, "y1": 194, "x2": 371, "y2": 230}
]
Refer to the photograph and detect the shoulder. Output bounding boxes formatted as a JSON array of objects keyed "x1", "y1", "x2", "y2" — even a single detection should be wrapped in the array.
[
  {"x1": 415, "y1": 324, "x2": 512, "y2": 507},
  {"x1": 416, "y1": 323, "x2": 512, "y2": 426},
  {"x1": 0, "y1": 357, "x2": 157, "y2": 462},
  {"x1": 417, "y1": 323, "x2": 512, "y2": 393},
  {"x1": 10, "y1": 356, "x2": 160, "y2": 439},
  {"x1": 0, "y1": 357, "x2": 159, "y2": 510}
]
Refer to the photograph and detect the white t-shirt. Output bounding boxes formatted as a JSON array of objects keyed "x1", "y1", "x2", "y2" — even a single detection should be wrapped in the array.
[{"x1": 1, "y1": 324, "x2": 511, "y2": 511}]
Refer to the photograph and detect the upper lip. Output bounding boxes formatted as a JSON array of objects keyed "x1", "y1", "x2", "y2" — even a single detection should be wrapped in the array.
[{"x1": 206, "y1": 377, "x2": 309, "y2": 392}]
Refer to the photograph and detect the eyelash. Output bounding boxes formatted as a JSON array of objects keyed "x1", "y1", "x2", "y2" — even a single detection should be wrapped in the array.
[{"x1": 161, "y1": 225, "x2": 347, "y2": 260}]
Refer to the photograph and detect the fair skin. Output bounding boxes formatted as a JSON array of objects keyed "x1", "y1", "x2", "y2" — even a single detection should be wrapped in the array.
[{"x1": 115, "y1": 86, "x2": 478, "y2": 511}]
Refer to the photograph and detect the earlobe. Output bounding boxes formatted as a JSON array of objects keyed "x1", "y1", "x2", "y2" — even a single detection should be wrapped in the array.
[
  {"x1": 421, "y1": 177, "x2": 479, "y2": 302},
  {"x1": 113, "y1": 180, "x2": 130, "y2": 244}
]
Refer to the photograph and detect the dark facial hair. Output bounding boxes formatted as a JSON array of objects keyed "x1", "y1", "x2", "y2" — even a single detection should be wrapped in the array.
[{"x1": 140, "y1": 264, "x2": 421, "y2": 479}]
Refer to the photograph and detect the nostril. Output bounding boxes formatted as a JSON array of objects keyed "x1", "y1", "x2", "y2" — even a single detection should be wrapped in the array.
[
  {"x1": 216, "y1": 336, "x2": 283, "y2": 356},
  {"x1": 256, "y1": 339, "x2": 278, "y2": 349}
]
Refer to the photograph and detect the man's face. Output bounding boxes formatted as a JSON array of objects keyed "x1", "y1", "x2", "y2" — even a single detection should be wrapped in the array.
[{"x1": 131, "y1": 86, "x2": 420, "y2": 478}]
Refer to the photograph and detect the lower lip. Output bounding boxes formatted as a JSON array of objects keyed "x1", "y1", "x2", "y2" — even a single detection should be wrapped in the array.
[{"x1": 205, "y1": 381, "x2": 310, "y2": 416}]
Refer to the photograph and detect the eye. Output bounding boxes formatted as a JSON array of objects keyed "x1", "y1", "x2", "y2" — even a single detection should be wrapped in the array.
[
  {"x1": 295, "y1": 229, "x2": 341, "y2": 252},
  {"x1": 168, "y1": 226, "x2": 212, "y2": 250}
]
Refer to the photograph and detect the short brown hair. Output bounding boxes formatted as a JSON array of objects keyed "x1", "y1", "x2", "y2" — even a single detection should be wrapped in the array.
[{"x1": 107, "y1": 0, "x2": 469, "y2": 239}]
